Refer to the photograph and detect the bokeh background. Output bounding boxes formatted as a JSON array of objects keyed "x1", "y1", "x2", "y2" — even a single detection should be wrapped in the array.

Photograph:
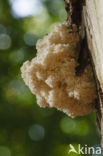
[{"x1": 0, "y1": 0, "x2": 101, "y2": 156}]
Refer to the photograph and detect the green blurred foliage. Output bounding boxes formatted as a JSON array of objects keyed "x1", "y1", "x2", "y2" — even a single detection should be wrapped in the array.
[{"x1": 0, "y1": 0, "x2": 101, "y2": 156}]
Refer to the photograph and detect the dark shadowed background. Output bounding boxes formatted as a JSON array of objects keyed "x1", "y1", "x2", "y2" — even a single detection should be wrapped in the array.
[{"x1": 0, "y1": 0, "x2": 100, "y2": 155}]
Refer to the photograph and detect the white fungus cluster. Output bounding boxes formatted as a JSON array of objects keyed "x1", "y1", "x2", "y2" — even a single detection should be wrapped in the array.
[{"x1": 21, "y1": 23, "x2": 97, "y2": 118}]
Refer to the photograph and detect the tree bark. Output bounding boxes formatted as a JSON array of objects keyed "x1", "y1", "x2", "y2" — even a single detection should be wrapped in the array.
[
  {"x1": 83, "y1": 0, "x2": 103, "y2": 148},
  {"x1": 64, "y1": 0, "x2": 103, "y2": 148}
]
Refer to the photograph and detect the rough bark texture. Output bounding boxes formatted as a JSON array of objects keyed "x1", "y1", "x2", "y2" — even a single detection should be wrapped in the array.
[
  {"x1": 64, "y1": 0, "x2": 85, "y2": 27},
  {"x1": 64, "y1": 0, "x2": 103, "y2": 148},
  {"x1": 83, "y1": 0, "x2": 103, "y2": 148}
]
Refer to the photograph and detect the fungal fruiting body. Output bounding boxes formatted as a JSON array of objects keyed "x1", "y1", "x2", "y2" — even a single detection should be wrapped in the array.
[{"x1": 21, "y1": 23, "x2": 96, "y2": 118}]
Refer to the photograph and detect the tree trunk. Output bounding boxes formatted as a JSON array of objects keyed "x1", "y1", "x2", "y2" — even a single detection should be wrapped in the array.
[
  {"x1": 83, "y1": 0, "x2": 103, "y2": 148},
  {"x1": 64, "y1": 0, "x2": 103, "y2": 148}
]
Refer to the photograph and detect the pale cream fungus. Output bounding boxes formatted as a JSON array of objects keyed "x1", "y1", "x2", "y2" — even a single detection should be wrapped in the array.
[{"x1": 21, "y1": 23, "x2": 97, "y2": 118}]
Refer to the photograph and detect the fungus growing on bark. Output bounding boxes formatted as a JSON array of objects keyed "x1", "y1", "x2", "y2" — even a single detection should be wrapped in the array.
[{"x1": 21, "y1": 23, "x2": 97, "y2": 118}]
